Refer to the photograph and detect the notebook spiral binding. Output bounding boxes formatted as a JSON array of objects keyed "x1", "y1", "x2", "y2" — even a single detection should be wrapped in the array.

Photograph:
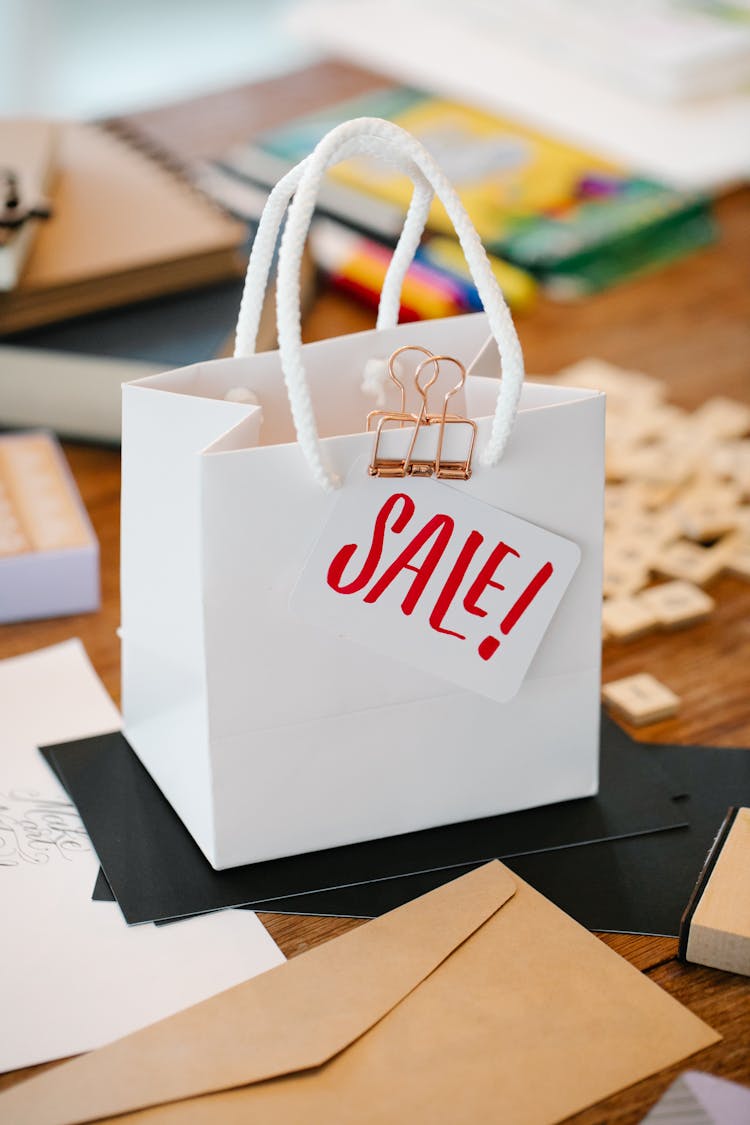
[{"x1": 99, "y1": 117, "x2": 242, "y2": 227}]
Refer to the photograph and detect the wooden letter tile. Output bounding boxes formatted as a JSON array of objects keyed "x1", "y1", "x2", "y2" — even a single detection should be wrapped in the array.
[
  {"x1": 723, "y1": 539, "x2": 750, "y2": 581},
  {"x1": 709, "y1": 440, "x2": 750, "y2": 494},
  {"x1": 604, "y1": 537, "x2": 656, "y2": 575},
  {"x1": 691, "y1": 396, "x2": 750, "y2": 440},
  {"x1": 639, "y1": 581, "x2": 715, "y2": 629},
  {"x1": 621, "y1": 511, "x2": 680, "y2": 548},
  {"x1": 604, "y1": 483, "x2": 645, "y2": 526},
  {"x1": 602, "y1": 597, "x2": 659, "y2": 642},
  {"x1": 654, "y1": 541, "x2": 725, "y2": 586},
  {"x1": 617, "y1": 445, "x2": 695, "y2": 487},
  {"x1": 602, "y1": 673, "x2": 680, "y2": 726},
  {"x1": 680, "y1": 807, "x2": 750, "y2": 977},
  {"x1": 602, "y1": 562, "x2": 649, "y2": 600},
  {"x1": 557, "y1": 358, "x2": 665, "y2": 406}
]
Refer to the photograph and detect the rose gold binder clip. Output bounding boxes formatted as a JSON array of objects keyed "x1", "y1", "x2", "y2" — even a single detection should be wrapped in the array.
[{"x1": 367, "y1": 345, "x2": 477, "y2": 480}]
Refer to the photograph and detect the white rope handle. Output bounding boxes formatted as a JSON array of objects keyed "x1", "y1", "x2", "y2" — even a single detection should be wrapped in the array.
[
  {"x1": 234, "y1": 136, "x2": 434, "y2": 355},
  {"x1": 239, "y1": 118, "x2": 525, "y2": 491}
]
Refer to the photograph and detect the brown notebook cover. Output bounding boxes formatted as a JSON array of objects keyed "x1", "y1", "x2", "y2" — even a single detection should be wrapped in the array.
[{"x1": 0, "y1": 121, "x2": 246, "y2": 334}]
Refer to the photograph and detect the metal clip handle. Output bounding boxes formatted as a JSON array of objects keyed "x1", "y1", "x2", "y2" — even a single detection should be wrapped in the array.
[{"x1": 367, "y1": 347, "x2": 477, "y2": 480}]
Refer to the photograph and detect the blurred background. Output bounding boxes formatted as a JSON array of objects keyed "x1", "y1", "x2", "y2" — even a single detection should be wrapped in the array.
[
  {"x1": 0, "y1": 0, "x2": 315, "y2": 117},
  {"x1": 1, "y1": 0, "x2": 749, "y2": 440}
]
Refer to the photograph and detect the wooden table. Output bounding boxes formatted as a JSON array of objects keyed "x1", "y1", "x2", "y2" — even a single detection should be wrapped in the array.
[{"x1": 2, "y1": 107, "x2": 750, "y2": 1125}]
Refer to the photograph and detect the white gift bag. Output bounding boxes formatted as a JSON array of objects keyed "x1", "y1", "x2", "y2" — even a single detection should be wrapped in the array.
[{"x1": 121, "y1": 118, "x2": 605, "y2": 869}]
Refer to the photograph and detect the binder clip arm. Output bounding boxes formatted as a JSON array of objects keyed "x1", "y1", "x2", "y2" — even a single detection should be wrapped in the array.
[
  {"x1": 366, "y1": 349, "x2": 477, "y2": 481},
  {"x1": 416, "y1": 354, "x2": 477, "y2": 481}
]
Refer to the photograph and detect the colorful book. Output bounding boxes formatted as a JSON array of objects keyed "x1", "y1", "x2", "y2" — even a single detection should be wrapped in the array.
[{"x1": 223, "y1": 86, "x2": 715, "y2": 295}]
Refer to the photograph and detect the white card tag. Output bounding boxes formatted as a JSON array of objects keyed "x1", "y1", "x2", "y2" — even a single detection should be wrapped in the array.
[{"x1": 291, "y1": 467, "x2": 581, "y2": 703}]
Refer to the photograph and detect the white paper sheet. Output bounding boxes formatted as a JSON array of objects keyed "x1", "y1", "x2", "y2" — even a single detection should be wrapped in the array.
[
  {"x1": 0, "y1": 640, "x2": 285, "y2": 1073},
  {"x1": 289, "y1": 0, "x2": 750, "y2": 190}
]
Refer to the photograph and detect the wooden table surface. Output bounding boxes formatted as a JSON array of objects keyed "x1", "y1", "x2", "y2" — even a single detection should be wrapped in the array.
[{"x1": 2, "y1": 97, "x2": 749, "y2": 1123}]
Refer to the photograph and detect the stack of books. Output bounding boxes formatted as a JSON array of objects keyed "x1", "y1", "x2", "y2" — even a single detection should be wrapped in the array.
[
  {"x1": 0, "y1": 119, "x2": 247, "y2": 335},
  {"x1": 0, "y1": 117, "x2": 296, "y2": 442},
  {"x1": 220, "y1": 85, "x2": 715, "y2": 300}
]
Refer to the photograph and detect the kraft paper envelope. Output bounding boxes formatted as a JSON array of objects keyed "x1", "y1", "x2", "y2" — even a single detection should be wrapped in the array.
[{"x1": 0, "y1": 863, "x2": 719, "y2": 1125}]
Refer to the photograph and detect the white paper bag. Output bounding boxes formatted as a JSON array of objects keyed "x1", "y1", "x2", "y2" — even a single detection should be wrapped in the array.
[{"x1": 121, "y1": 118, "x2": 605, "y2": 869}]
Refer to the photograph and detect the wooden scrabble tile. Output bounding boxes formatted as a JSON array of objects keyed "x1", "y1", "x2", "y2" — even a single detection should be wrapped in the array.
[
  {"x1": 674, "y1": 495, "x2": 742, "y2": 541},
  {"x1": 639, "y1": 480, "x2": 681, "y2": 510},
  {"x1": 730, "y1": 507, "x2": 750, "y2": 540},
  {"x1": 623, "y1": 402, "x2": 691, "y2": 446},
  {"x1": 602, "y1": 597, "x2": 659, "y2": 641},
  {"x1": 615, "y1": 510, "x2": 681, "y2": 549},
  {"x1": 710, "y1": 439, "x2": 749, "y2": 475},
  {"x1": 710, "y1": 439, "x2": 750, "y2": 496},
  {"x1": 604, "y1": 444, "x2": 636, "y2": 483},
  {"x1": 723, "y1": 539, "x2": 750, "y2": 580},
  {"x1": 639, "y1": 581, "x2": 715, "y2": 629},
  {"x1": 728, "y1": 444, "x2": 750, "y2": 495},
  {"x1": 679, "y1": 477, "x2": 742, "y2": 509},
  {"x1": 603, "y1": 483, "x2": 645, "y2": 524},
  {"x1": 654, "y1": 540, "x2": 725, "y2": 586},
  {"x1": 603, "y1": 407, "x2": 636, "y2": 447},
  {"x1": 616, "y1": 444, "x2": 695, "y2": 487},
  {"x1": 661, "y1": 425, "x2": 716, "y2": 461},
  {"x1": 680, "y1": 807, "x2": 750, "y2": 977},
  {"x1": 564, "y1": 363, "x2": 750, "y2": 648},
  {"x1": 604, "y1": 535, "x2": 657, "y2": 575},
  {"x1": 692, "y1": 396, "x2": 750, "y2": 440},
  {"x1": 603, "y1": 406, "x2": 684, "y2": 454},
  {"x1": 602, "y1": 560, "x2": 649, "y2": 600},
  {"x1": 602, "y1": 673, "x2": 680, "y2": 726},
  {"x1": 557, "y1": 358, "x2": 665, "y2": 406}
]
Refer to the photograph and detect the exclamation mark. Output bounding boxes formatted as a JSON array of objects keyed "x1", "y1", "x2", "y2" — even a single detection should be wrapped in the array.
[{"x1": 477, "y1": 562, "x2": 554, "y2": 661}]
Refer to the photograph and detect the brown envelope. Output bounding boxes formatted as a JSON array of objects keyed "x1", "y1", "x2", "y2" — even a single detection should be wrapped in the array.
[{"x1": 1, "y1": 863, "x2": 719, "y2": 1125}]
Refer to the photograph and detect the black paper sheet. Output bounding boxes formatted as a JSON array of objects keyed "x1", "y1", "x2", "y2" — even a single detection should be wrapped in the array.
[
  {"x1": 91, "y1": 868, "x2": 180, "y2": 929},
  {"x1": 248, "y1": 742, "x2": 750, "y2": 937},
  {"x1": 41, "y1": 713, "x2": 685, "y2": 925},
  {"x1": 92, "y1": 867, "x2": 113, "y2": 902}
]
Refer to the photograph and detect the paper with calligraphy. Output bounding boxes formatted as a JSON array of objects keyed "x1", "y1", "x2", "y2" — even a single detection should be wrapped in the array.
[{"x1": 0, "y1": 640, "x2": 284, "y2": 1073}]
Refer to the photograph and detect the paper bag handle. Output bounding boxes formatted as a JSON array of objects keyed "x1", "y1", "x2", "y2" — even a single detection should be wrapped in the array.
[
  {"x1": 235, "y1": 133, "x2": 435, "y2": 355},
  {"x1": 235, "y1": 118, "x2": 525, "y2": 491}
]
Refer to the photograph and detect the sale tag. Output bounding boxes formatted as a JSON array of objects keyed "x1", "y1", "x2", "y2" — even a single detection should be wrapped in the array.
[{"x1": 291, "y1": 467, "x2": 581, "y2": 703}]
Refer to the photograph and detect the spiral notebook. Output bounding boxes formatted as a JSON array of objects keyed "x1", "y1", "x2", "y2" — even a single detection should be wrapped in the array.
[{"x1": 0, "y1": 120, "x2": 247, "y2": 335}]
